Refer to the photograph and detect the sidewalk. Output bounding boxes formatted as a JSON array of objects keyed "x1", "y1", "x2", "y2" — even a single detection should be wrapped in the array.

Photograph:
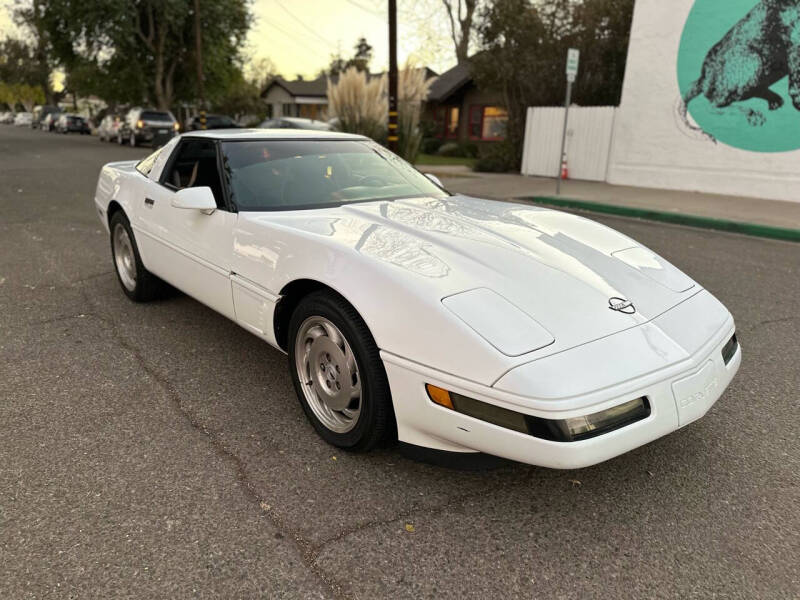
[{"x1": 427, "y1": 170, "x2": 800, "y2": 240}]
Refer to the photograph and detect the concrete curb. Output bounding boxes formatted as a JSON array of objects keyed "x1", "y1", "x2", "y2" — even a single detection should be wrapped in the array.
[{"x1": 525, "y1": 196, "x2": 800, "y2": 243}]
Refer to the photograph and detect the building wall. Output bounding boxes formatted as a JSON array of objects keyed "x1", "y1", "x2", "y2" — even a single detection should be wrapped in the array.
[
  {"x1": 607, "y1": 0, "x2": 800, "y2": 203},
  {"x1": 262, "y1": 86, "x2": 293, "y2": 117}
]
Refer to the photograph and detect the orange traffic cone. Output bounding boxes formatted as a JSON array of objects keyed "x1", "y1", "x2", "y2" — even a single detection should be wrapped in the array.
[{"x1": 560, "y1": 155, "x2": 569, "y2": 180}]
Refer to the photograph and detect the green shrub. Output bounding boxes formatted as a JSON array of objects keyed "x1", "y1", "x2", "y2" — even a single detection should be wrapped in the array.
[
  {"x1": 420, "y1": 137, "x2": 442, "y2": 154},
  {"x1": 474, "y1": 142, "x2": 517, "y2": 172}
]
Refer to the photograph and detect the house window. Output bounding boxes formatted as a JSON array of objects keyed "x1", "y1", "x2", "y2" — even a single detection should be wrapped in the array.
[
  {"x1": 435, "y1": 106, "x2": 460, "y2": 139},
  {"x1": 468, "y1": 105, "x2": 508, "y2": 141}
]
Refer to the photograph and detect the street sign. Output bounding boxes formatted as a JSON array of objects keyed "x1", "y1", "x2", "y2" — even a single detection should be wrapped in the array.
[
  {"x1": 566, "y1": 48, "x2": 580, "y2": 77},
  {"x1": 557, "y1": 48, "x2": 580, "y2": 195}
]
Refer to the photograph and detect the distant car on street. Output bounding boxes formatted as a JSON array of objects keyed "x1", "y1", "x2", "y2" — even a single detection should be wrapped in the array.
[
  {"x1": 97, "y1": 114, "x2": 122, "y2": 142},
  {"x1": 186, "y1": 113, "x2": 241, "y2": 130},
  {"x1": 0, "y1": 111, "x2": 14, "y2": 124},
  {"x1": 31, "y1": 105, "x2": 61, "y2": 130},
  {"x1": 41, "y1": 111, "x2": 62, "y2": 132},
  {"x1": 56, "y1": 113, "x2": 91, "y2": 135},
  {"x1": 14, "y1": 112, "x2": 33, "y2": 127},
  {"x1": 118, "y1": 108, "x2": 178, "y2": 147},
  {"x1": 258, "y1": 117, "x2": 333, "y2": 131}
]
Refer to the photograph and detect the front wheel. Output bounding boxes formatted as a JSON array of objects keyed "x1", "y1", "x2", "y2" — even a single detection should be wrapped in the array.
[
  {"x1": 288, "y1": 291, "x2": 394, "y2": 451},
  {"x1": 109, "y1": 212, "x2": 164, "y2": 302}
]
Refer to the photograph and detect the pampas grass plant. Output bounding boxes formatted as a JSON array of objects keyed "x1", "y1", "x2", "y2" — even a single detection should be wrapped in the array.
[
  {"x1": 327, "y1": 67, "x2": 387, "y2": 143},
  {"x1": 327, "y1": 63, "x2": 432, "y2": 162}
]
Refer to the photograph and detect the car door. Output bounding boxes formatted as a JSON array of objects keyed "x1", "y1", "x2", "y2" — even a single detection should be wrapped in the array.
[{"x1": 139, "y1": 137, "x2": 237, "y2": 319}]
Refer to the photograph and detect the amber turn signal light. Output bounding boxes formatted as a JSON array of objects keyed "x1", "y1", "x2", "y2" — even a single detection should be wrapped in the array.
[{"x1": 425, "y1": 384, "x2": 454, "y2": 410}]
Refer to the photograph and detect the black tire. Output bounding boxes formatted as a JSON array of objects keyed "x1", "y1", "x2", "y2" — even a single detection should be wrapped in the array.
[
  {"x1": 109, "y1": 211, "x2": 164, "y2": 302},
  {"x1": 287, "y1": 291, "x2": 395, "y2": 452}
]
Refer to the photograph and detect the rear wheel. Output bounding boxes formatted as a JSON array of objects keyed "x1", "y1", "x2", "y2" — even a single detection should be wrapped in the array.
[
  {"x1": 109, "y1": 211, "x2": 164, "y2": 302},
  {"x1": 288, "y1": 291, "x2": 394, "y2": 451}
]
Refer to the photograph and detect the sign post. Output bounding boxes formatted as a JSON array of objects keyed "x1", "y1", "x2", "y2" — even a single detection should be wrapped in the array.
[{"x1": 556, "y1": 48, "x2": 579, "y2": 195}]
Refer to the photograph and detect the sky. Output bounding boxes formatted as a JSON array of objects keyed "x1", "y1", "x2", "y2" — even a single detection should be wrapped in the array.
[{"x1": 0, "y1": 0, "x2": 459, "y2": 81}]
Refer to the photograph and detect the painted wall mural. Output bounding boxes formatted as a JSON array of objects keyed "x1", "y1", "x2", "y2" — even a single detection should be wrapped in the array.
[{"x1": 677, "y1": 0, "x2": 800, "y2": 152}]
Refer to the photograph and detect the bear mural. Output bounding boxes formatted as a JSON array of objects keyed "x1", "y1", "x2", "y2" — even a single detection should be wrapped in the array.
[{"x1": 677, "y1": 0, "x2": 800, "y2": 152}]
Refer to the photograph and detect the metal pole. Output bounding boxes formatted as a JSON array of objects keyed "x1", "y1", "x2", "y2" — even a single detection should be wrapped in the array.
[
  {"x1": 387, "y1": 0, "x2": 398, "y2": 152},
  {"x1": 556, "y1": 79, "x2": 572, "y2": 195},
  {"x1": 194, "y1": 0, "x2": 206, "y2": 129}
]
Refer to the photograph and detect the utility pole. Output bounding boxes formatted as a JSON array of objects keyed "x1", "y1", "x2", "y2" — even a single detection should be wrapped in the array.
[
  {"x1": 387, "y1": 0, "x2": 398, "y2": 152},
  {"x1": 194, "y1": 0, "x2": 206, "y2": 129}
]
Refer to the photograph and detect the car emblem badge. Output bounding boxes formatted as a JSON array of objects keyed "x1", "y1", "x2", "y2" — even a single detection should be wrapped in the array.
[{"x1": 608, "y1": 297, "x2": 636, "y2": 314}]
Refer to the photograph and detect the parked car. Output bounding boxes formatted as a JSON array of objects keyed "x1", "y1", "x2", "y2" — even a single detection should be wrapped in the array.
[
  {"x1": 14, "y1": 112, "x2": 33, "y2": 126},
  {"x1": 97, "y1": 114, "x2": 122, "y2": 141},
  {"x1": 31, "y1": 105, "x2": 61, "y2": 129},
  {"x1": 41, "y1": 111, "x2": 62, "y2": 132},
  {"x1": 56, "y1": 113, "x2": 91, "y2": 134},
  {"x1": 92, "y1": 130, "x2": 741, "y2": 469},
  {"x1": 0, "y1": 111, "x2": 14, "y2": 124},
  {"x1": 258, "y1": 117, "x2": 333, "y2": 131},
  {"x1": 118, "y1": 108, "x2": 178, "y2": 147},
  {"x1": 186, "y1": 113, "x2": 241, "y2": 130}
]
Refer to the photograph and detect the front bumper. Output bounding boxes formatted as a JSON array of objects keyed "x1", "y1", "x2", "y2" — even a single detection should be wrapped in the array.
[{"x1": 383, "y1": 291, "x2": 740, "y2": 469}]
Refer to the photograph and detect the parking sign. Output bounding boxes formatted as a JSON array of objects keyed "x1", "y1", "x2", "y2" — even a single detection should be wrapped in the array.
[{"x1": 566, "y1": 48, "x2": 580, "y2": 79}]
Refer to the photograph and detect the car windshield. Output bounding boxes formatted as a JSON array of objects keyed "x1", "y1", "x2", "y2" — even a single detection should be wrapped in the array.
[
  {"x1": 141, "y1": 111, "x2": 172, "y2": 122},
  {"x1": 220, "y1": 139, "x2": 448, "y2": 211}
]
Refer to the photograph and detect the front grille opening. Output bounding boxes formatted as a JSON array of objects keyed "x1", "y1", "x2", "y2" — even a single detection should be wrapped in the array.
[{"x1": 721, "y1": 333, "x2": 739, "y2": 365}]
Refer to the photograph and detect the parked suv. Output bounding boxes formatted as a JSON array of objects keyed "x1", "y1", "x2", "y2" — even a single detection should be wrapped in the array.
[
  {"x1": 41, "y1": 111, "x2": 62, "y2": 132},
  {"x1": 186, "y1": 113, "x2": 240, "y2": 130},
  {"x1": 31, "y1": 105, "x2": 61, "y2": 129},
  {"x1": 56, "y1": 113, "x2": 91, "y2": 134},
  {"x1": 119, "y1": 108, "x2": 178, "y2": 147}
]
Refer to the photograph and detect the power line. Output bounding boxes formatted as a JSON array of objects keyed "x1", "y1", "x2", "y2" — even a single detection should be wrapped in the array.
[
  {"x1": 261, "y1": 16, "x2": 331, "y2": 54},
  {"x1": 342, "y1": 0, "x2": 384, "y2": 18},
  {"x1": 274, "y1": 0, "x2": 338, "y2": 49}
]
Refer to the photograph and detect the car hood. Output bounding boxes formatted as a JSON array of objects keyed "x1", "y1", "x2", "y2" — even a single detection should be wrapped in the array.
[{"x1": 250, "y1": 195, "x2": 700, "y2": 366}]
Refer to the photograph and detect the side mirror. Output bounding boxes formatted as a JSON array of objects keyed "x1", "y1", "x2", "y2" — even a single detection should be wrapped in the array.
[
  {"x1": 171, "y1": 186, "x2": 216, "y2": 214},
  {"x1": 424, "y1": 173, "x2": 443, "y2": 188}
]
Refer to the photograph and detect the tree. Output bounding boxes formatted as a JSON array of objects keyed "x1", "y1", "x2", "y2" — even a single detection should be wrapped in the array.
[
  {"x1": 324, "y1": 37, "x2": 374, "y2": 78},
  {"x1": 442, "y1": 0, "x2": 479, "y2": 64},
  {"x1": 472, "y1": 0, "x2": 634, "y2": 170},
  {"x1": 10, "y1": 0, "x2": 55, "y2": 103},
  {"x1": 40, "y1": 0, "x2": 250, "y2": 110}
]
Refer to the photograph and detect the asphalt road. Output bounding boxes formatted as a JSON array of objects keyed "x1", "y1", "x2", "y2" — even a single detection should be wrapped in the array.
[{"x1": 1, "y1": 125, "x2": 798, "y2": 599}]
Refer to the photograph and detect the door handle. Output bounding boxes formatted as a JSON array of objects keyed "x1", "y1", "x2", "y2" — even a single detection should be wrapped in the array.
[{"x1": 144, "y1": 197, "x2": 155, "y2": 206}]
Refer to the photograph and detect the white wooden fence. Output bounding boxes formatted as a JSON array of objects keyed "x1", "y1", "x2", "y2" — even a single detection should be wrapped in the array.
[{"x1": 521, "y1": 106, "x2": 617, "y2": 182}]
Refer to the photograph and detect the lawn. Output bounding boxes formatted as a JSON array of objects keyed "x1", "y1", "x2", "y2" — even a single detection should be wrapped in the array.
[{"x1": 414, "y1": 153, "x2": 476, "y2": 168}]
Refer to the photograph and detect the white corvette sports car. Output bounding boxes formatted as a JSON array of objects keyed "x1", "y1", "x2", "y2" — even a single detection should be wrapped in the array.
[{"x1": 94, "y1": 130, "x2": 741, "y2": 469}]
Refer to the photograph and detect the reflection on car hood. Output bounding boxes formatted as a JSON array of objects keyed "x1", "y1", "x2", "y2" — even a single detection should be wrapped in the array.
[{"x1": 260, "y1": 195, "x2": 700, "y2": 360}]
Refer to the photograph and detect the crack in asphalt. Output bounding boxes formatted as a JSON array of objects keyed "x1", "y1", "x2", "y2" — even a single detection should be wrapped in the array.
[
  {"x1": 76, "y1": 285, "x2": 353, "y2": 600},
  {"x1": 741, "y1": 316, "x2": 796, "y2": 333}
]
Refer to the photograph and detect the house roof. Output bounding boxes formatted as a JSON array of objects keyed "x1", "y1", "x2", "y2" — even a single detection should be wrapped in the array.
[
  {"x1": 427, "y1": 61, "x2": 473, "y2": 103},
  {"x1": 261, "y1": 76, "x2": 328, "y2": 99}
]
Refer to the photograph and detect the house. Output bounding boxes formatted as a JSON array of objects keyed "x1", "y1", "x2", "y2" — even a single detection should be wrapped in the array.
[
  {"x1": 424, "y1": 60, "x2": 508, "y2": 145},
  {"x1": 260, "y1": 76, "x2": 329, "y2": 121}
]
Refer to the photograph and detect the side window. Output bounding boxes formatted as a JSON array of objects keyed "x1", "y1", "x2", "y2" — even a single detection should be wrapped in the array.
[{"x1": 163, "y1": 139, "x2": 227, "y2": 209}]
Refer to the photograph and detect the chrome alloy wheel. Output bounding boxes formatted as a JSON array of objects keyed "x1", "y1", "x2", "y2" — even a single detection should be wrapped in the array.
[
  {"x1": 294, "y1": 316, "x2": 362, "y2": 433},
  {"x1": 112, "y1": 223, "x2": 137, "y2": 292}
]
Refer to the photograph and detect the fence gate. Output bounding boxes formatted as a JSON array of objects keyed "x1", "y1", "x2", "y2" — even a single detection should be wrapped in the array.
[{"x1": 521, "y1": 106, "x2": 616, "y2": 182}]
